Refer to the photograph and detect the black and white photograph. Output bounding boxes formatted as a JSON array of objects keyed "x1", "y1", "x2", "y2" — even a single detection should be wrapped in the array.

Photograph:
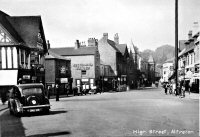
[{"x1": 0, "y1": 0, "x2": 199, "y2": 136}]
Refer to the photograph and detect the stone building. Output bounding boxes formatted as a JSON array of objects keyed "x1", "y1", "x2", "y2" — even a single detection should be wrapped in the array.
[
  {"x1": 0, "y1": 10, "x2": 47, "y2": 93},
  {"x1": 98, "y1": 33, "x2": 129, "y2": 91},
  {"x1": 50, "y1": 39, "x2": 100, "y2": 90}
]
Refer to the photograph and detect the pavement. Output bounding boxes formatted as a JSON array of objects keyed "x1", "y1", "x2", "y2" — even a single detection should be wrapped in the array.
[{"x1": 0, "y1": 101, "x2": 8, "y2": 112}]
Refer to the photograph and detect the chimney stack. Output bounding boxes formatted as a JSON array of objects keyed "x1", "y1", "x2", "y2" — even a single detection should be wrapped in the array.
[
  {"x1": 47, "y1": 40, "x2": 50, "y2": 49},
  {"x1": 193, "y1": 22, "x2": 199, "y2": 35},
  {"x1": 75, "y1": 40, "x2": 80, "y2": 49},
  {"x1": 114, "y1": 33, "x2": 119, "y2": 44},
  {"x1": 188, "y1": 30, "x2": 193, "y2": 40},
  {"x1": 103, "y1": 33, "x2": 108, "y2": 40},
  {"x1": 88, "y1": 38, "x2": 98, "y2": 47}
]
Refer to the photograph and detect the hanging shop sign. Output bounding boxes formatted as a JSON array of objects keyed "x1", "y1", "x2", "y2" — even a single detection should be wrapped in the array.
[
  {"x1": 23, "y1": 75, "x2": 30, "y2": 80},
  {"x1": 73, "y1": 63, "x2": 93, "y2": 70},
  {"x1": 60, "y1": 66, "x2": 66, "y2": 74}
]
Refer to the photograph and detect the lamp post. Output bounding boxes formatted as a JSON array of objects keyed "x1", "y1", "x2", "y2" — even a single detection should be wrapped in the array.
[{"x1": 175, "y1": 0, "x2": 179, "y2": 95}]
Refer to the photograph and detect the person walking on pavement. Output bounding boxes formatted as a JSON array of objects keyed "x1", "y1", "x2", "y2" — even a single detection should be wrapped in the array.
[
  {"x1": 55, "y1": 84, "x2": 59, "y2": 101},
  {"x1": 163, "y1": 82, "x2": 168, "y2": 95}
]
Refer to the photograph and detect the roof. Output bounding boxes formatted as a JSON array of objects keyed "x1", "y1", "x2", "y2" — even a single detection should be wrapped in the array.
[
  {"x1": 179, "y1": 40, "x2": 187, "y2": 51},
  {"x1": 116, "y1": 44, "x2": 127, "y2": 55},
  {"x1": 107, "y1": 39, "x2": 120, "y2": 52},
  {"x1": 49, "y1": 46, "x2": 97, "y2": 56},
  {"x1": 45, "y1": 50, "x2": 70, "y2": 60},
  {"x1": 0, "y1": 11, "x2": 23, "y2": 43},
  {"x1": 183, "y1": 44, "x2": 195, "y2": 54},
  {"x1": 0, "y1": 10, "x2": 47, "y2": 50}
]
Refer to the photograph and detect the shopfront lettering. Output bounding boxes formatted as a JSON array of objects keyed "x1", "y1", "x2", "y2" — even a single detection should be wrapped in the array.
[{"x1": 73, "y1": 63, "x2": 93, "y2": 70}]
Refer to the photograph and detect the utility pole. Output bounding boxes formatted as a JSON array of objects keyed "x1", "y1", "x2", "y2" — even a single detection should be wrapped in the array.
[{"x1": 175, "y1": 0, "x2": 179, "y2": 94}]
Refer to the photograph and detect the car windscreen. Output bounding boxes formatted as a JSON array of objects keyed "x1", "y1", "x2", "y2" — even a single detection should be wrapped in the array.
[{"x1": 22, "y1": 88, "x2": 43, "y2": 95}]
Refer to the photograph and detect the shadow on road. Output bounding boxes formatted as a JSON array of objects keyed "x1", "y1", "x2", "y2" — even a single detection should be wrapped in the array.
[
  {"x1": 26, "y1": 131, "x2": 71, "y2": 137},
  {"x1": 0, "y1": 110, "x2": 25, "y2": 137},
  {"x1": 49, "y1": 110, "x2": 67, "y2": 115}
]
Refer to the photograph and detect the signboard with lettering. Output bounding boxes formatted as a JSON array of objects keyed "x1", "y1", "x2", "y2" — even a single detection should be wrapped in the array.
[
  {"x1": 73, "y1": 63, "x2": 93, "y2": 70},
  {"x1": 60, "y1": 78, "x2": 68, "y2": 83},
  {"x1": 23, "y1": 75, "x2": 30, "y2": 79}
]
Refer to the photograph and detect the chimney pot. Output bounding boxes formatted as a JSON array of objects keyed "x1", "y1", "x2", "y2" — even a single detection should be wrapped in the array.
[
  {"x1": 188, "y1": 30, "x2": 193, "y2": 39},
  {"x1": 47, "y1": 40, "x2": 50, "y2": 49},
  {"x1": 75, "y1": 40, "x2": 80, "y2": 49},
  {"x1": 103, "y1": 33, "x2": 108, "y2": 39}
]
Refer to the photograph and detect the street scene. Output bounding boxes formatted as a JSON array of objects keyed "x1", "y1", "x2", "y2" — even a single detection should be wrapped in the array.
[
  {"x1": 0, "y1": 0, "x2": 200, "y2": 137},
  {"x1": 0, "y1": 87, "x2": 199, "y2": 137}
]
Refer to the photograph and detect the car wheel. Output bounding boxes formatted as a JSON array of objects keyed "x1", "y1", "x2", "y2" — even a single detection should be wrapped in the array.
[{"x1": 8, "y1": 103, "x2": 13, "y2": 115}]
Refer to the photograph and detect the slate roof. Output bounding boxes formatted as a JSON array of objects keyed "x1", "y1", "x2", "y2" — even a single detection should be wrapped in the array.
[
  {"x1": 45, "y1": 50, "x2": 70, "y2": 60},
  {"x1": 49, "y1": 46, "x2": 97, "y2": 56},
  {"x1": 116, "y1": 44, "x2": 127, "y2": 55},
  {"x1": 179, "y1": 40, "x2": 187, "y2": 52},
  {"x1": 0, "y1": 10, "x2": 47, "y2": 51},
  {"x1": 107, "y1": 39, "x2": 120, "y2": 52},
  {"x1": 0, "y1": 11, "x2": 23, "y2": 43}
]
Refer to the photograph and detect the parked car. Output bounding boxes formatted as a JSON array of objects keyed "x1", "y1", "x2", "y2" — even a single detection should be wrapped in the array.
[{"x1": 8, "y1": 83, "x2": 51, "y2": 116}]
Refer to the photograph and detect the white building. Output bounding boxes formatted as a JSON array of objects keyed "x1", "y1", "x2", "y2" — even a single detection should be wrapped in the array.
[{"x1": 162, "y1": 58, "x2": 174, "y2": 82}]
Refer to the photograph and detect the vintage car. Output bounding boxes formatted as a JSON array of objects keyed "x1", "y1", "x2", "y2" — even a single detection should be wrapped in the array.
[{"x1": 8, "y1": 83, "x2": 51, "y2": 116}]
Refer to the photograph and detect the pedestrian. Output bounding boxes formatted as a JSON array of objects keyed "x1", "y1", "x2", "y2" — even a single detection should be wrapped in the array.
[
  {"x1": 181, "y1": 81, "x2": 186, "y2": 98},
  {"x1": 55, "y1": 84, "x2": 59, "y2": 101},
  {"x1": 189, "y1": 80, "x2": 192, "y2": 95},
  {"x1": 179, "y1": 80, "x2": 183, "y2": 97},
  {"x1": 47, "y1": 86, "x2": 51, "y2": 99},
  {"x1": 172, "y1": 81, "x2": 176, "y2": 94},
  {"x1": 163, "y1": 82, "x2": 168, "y2": 94}
]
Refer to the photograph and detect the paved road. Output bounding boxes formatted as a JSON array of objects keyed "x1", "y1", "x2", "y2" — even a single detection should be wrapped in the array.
[{"x1": 0, "y1": 87, "x2": 199, "y2": 137}]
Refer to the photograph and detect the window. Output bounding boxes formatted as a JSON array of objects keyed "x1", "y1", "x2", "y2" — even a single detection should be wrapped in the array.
[
  {"x1": 21, "y1": 50, "x2": 24, "y2": 64},
  {"x1": 81, "y1": 70, "x2": 86, "y2": 75}
]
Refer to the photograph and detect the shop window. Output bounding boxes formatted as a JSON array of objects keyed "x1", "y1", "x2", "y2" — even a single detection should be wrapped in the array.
[{"x1": 90, "y1": 79, "x2": 94, "y2": 88}]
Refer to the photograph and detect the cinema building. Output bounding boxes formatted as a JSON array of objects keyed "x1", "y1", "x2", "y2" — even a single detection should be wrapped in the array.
[
  {"x1": 49, "y1": 39, "x2": 100, "y2": 90},
  {"x1": 0, "y1": 11, "x2": 47, "y2": 93}
]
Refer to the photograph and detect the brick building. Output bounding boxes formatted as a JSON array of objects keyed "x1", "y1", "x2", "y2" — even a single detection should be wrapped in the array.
[
  {"x1": 50, "y1": 39, "x2": 100, "y2": 90},
  {"x1": 0, "y1": 10, "x2": 47, "y2": 93},
  {"x1": 45, "y1": 49, "x2": 71, "y2": 95}
]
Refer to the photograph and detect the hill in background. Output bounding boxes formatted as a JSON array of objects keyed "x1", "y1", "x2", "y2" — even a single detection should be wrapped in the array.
[{"x1": 140, "y1": 45, "x2": 175, "y2": 65}]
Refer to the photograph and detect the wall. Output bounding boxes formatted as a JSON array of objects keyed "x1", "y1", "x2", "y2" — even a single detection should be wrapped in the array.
[
  {"x1": 98, "y1": 38, "x2": 117, "y2": 76},
  {"x1": 162, "y1": 62, "x2": 173, "y2": 82},
  {"x1": 45, "y1": 59, "x2": 55, "y2": 83},
  {"x1": 65, "y1": 55, "x2": 95, "y2": 86}
]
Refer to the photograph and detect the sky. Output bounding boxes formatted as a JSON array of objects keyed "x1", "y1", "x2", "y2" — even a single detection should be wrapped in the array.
[{"x1": 1, "y1": 0, "x2": 200, "y2": 51}]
